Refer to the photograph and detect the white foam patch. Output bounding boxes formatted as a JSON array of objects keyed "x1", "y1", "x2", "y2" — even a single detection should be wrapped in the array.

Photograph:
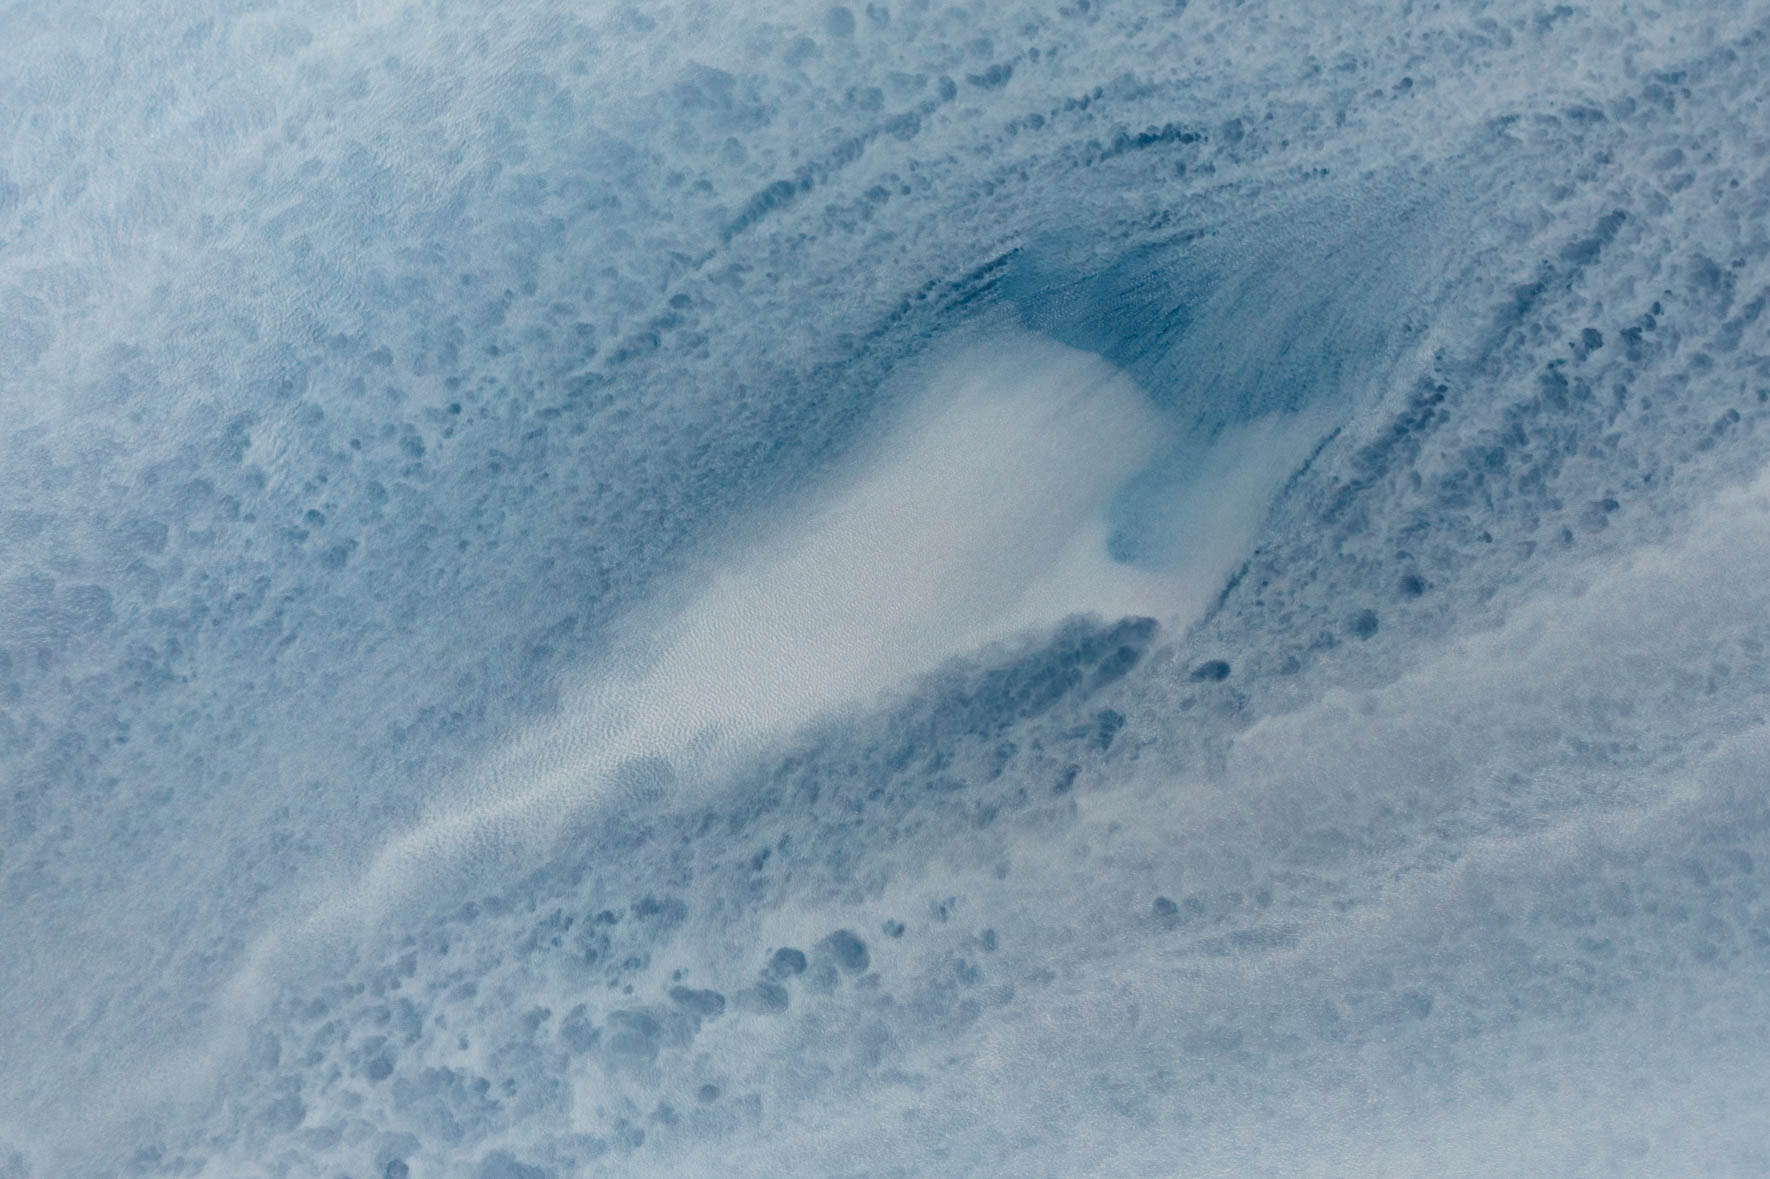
[
  {"x1": 1130, "y1": 409, "x2": 1334, "y2": 576},
  {"x1": 223, "y1": 329, "x2": 1307, "y2": 1011},
  {"x1": 625, "y1": 463, "x2": 1770, "y2": 1179}
]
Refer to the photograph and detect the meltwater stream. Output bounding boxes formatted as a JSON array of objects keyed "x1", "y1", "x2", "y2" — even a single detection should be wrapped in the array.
[{"x1": 4, "y1": 1, "x2": 1770, "y2": 1176}]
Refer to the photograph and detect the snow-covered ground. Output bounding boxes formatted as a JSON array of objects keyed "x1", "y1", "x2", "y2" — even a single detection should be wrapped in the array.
[{"x1": 3, "y1": 1, "x2": 1769, "y2": 1175}]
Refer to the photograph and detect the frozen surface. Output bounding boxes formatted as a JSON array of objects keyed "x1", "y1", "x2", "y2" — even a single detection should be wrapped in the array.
[{"x1": 2, "y1": 0, "x2": 1769, "y2": 1175}]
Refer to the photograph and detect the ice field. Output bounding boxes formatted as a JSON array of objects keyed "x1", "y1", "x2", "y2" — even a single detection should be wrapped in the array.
[{"x1": 3, "y1": 0, "x2": 1770, "y2": 1175}]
